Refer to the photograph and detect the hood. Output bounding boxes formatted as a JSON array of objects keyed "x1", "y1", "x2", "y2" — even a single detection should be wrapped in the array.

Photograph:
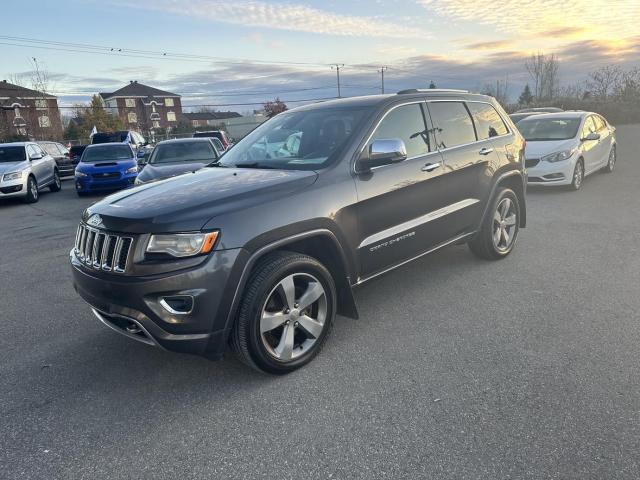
[
  {"x1": 137, "y1": 161, "x2": 208, "y2": 183},
  {"x1": 84, "y1": 167, "x2": 318, "y2": 233},
  {"x1": 0, "y1": 161, "x2": 28, "y2": 175},
  {"x1": 77, "y1": 159, "x2": 136, "y2": 170},
  {"x1": 525, "y1": 138, "x2": 578, "y2": 159}
]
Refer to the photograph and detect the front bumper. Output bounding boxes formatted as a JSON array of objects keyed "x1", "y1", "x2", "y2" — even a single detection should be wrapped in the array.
[
  {"x1": 0, "y1": 175, "x2": 28, "y2": 198},
  {"x1": 75, "y1": 173, "x2": 137, "y2": 192},
  {"x1": 70, "y1": 246, "x2": 247, "y2": 359},
  {"x1": 526, "y1": 158, "x2": 574, "y2": 186}
]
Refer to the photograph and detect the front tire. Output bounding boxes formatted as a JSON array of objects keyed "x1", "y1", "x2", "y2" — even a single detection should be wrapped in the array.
[
  {"x1": 570, "y1": 159, "x2": 584, "y2": 190},
  {"x1": 231, "y1": 251, "x2": 336, "y2": 374},
  {"x1": 49, "y1": 170, "x2": 61, "y2": 192},
  {"x1": 24, "y1": 176, "x2": 39, "y2": 203},
  {"x1": 468, "y1": 187, "x2": 520, "y2": 260}
]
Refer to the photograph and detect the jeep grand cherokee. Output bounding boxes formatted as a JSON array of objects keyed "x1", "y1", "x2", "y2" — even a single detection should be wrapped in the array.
[{"x1": 70, "y1": 90, "x2": 527, "y2": 374}]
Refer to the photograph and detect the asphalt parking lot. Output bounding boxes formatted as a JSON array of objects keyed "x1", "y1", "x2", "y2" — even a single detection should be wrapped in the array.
[{"x1": 2, "y1": 125, "x2": 640, "y2": 480}]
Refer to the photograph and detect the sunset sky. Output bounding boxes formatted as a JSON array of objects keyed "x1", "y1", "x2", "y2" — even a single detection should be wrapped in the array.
[{"x1": 2, "y1": 0, "x2": 639, "y2": 109}]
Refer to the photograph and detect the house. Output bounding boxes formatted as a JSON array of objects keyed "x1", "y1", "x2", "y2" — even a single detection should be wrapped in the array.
[
  {"x1": 183, "y1": 111, "x2": 242, "y2": 128},
  {"x1": 0, "y1": 80, "x2": 63, "y2": 141},
  {"x1": 99, "y1": 81, "x2": 182, "y2": 133}
]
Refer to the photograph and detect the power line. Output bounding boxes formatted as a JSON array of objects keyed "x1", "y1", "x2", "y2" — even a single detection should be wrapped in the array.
[{"x1": 0, "y1": 36, "x2": 334, "y2": 68}]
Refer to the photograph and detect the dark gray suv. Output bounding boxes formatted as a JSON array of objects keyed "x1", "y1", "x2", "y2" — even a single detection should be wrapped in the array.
[{"x1": 70, "y1": 89, "x2": 527, "y2": 374}]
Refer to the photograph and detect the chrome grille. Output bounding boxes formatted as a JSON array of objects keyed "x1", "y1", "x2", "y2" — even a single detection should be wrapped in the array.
[{"x1": 74, "y1": 224, "x2": 133, "y2": 273}]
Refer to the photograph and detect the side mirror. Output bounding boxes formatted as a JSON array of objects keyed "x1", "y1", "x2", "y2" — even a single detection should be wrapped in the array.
[
  {"x1": 582, "y1": 132, "x2": 600, "y2": 142},
  {"x1": 137, "y1": 150, "x2": 146, "y2": 158},
  {"x1": 30, "y1": 154, "x2": 43, "y2": 160},
  {"x1": 357, "y1": 138, "x2": 407, "y2": 172}
]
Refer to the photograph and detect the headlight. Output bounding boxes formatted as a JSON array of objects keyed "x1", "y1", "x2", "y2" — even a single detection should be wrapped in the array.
[
  {"x1": 75, "y1": 171, "x2": 88, "y2": 178},
  {"x1": 542, "y1": 149, "x2": 575, "y2": 163},
  {"x1": 146, "y1": 232, "x2": 219, "y2": 258},
  {"x1": 125, "y1": 166, "x2": 138, "y2": 175},
  {"x1": 2, "y1": 171, "x2": 22, "y2": 181}
]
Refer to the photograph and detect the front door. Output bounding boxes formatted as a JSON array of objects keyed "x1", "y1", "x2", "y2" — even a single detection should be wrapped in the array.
[
  {"x1": 354, "y1": 102, "x2": 449, "y2": 280},
  {"x1": 580, "y1": 116, "x2": 601, "y2": 174},
  {"x1": 27, "y1": 144, "x2": 50, "y2": 187}
]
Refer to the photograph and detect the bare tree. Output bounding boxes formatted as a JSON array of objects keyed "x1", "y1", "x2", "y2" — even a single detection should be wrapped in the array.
[
  {"x1": 525, "y1": 53, "x2": 560, "y2": 101},
  {"x1": 587, "y1": 65, "x2": 622, "y2": 99}
]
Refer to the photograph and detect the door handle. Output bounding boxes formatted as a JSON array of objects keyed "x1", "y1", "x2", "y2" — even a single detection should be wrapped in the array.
[
  {"x1": 479, "y1": 147, "x2": 494, "y2": 156},
  {"x1": 421, "y1": 162, "x2": 442, "y2": 172}
]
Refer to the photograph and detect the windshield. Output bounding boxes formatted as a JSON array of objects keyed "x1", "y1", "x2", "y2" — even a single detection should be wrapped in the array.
[
  {"x1": 517, "y1": 117, "x2": 581, "y2": 141},
  {"x1": 92, "y1": 132, "x2": 127, "y2": 144},
  {"x1": 150, "y1": 141, "x2": 217, "y2": 165},
  {"x1": 0, "y1": 146, "x2": 26, "y2": 163},
  {"x1": 82, "y1": 145, "x2": 133, "y2": 162},
  {"x1": 219, "y1": 106, "x2": 371, "y2": 170}
]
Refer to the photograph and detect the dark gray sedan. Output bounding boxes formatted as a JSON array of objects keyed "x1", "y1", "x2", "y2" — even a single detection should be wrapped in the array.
[{"x1": 135, "y1": 138, "x2": 222, "y2": 185}]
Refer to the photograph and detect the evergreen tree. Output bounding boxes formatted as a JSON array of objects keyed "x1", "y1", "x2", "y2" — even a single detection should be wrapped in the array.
[
  {"x1": 428, "y1": 81, "x2": 437, "y2": 89},
  {"x1": 518, "y1": 84, "x2": 534, "y2": 105}
]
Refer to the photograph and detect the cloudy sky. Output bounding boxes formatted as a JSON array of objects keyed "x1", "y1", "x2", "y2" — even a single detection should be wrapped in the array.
[{"x1": 1, "y1": 0, "x2": 639, "y2": 111}]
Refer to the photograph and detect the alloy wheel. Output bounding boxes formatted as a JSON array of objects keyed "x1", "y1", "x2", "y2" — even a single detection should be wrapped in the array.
[
  {"x1": 492, "y1": 197, "x2": 517, "y2": 252},
  {"x1": 608, "y1": 148, "x2": 616, "y2": 171},
  {"x1": 260, "y1": 273, "x2": 327, "y2": 362},
  {"x1": 573, "y1": 161, "x2": 584, "y2": 189},
  {"x1": 30, "y1": 178, "x2": 38, "y2": 200}
]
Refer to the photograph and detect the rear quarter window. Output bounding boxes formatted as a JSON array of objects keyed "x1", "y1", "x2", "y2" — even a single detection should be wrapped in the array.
[{"x1": 467, "y1": 102, "x2": 509, "y2": 139}]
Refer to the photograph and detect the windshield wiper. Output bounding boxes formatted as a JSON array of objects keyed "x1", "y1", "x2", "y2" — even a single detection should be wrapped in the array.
[
  {"x1": 233, "y1": 162, "x2": 278, "y2": 169},
  {"x1": 206, "y1": 160, "x2": 229, "y2": 168}
]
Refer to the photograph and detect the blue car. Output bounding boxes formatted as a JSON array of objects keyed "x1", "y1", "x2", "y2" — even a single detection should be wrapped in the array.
[{"x1": 75, "y1": 143, "x2": 138, "y2": 195}]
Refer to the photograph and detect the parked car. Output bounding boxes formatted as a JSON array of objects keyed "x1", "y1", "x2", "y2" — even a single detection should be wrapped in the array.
[
  {"x1": 518, "y1": 112, "x2": 616, "y2": 190},
  {"x1": 0, "y1": 142, "x2": 61, "y2": 203},
  {"x1": 509, "y1": 112, "x2": 542, "y2": 124},
  {"x1": 69, "y1": 145, "x2": 87, "y2": 166},
  {"x1": 135, "y1": 138, "x2": 222, "y2": 185},
  {"x1": 193, "y1": 130, "x2": 232, "y2": 149},
  {"x1": 38, "y1": 141, "x2": 74, "y2": 178},
  {"x1": 91, "y1": 130, "x2": 148, "y2": 154},
  {"x1": 515, "y1": 107, "x2": 564, "y2": 114},
  {"x1": 74, "y1": 143, "x2": 138, "y2": 195},
  {"x1": 70, "y1": 90, "x2": 527, "y2": 374}
]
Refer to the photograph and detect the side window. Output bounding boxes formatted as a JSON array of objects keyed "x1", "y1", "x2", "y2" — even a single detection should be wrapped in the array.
[
  {"x1": 593, "y1": 116, "x2": 606, "y2": 131},
  {"x1": 27, "y1": 145, "x2": 37, "y2": 158},
  {"x1": 369, "y1": 103, "x2": 430, "y2": 158},
  {"x1": 467, "y1": 102, "x2": 509, "y2": 139},
  {"x1": 427, "y1": 102, "x2": 476, "y2": 149},
  {"x1": 581, "y1": 117, "x2": 596, "y2": 137}
]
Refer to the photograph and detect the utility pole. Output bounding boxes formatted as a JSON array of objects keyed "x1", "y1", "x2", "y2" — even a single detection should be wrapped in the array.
[
  {"x1": 378, "y1": 66, "x2": 388, "y2": 94},
  {"x1": 331, "y1": 64, "x2": 344, "y2": 98}
]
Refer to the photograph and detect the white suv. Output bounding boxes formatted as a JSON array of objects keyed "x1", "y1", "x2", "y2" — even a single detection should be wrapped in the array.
[
  {"x1": 518, "y1": 112, "x2": 616, "y2": 190},
  {"x1": 0, "y1": 142, "x2": 61, "y2": 203}
]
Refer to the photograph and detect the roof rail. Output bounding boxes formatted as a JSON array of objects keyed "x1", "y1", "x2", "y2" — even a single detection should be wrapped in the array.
[{"x1": 397, "y1": 88, "x2": 469, "y2": 95}]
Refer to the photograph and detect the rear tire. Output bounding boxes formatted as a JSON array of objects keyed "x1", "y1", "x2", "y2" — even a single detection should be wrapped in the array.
[
  {"x1": 49, "y1": 170, "x2": 61, "y2": 192},
  {"x1": 24, "y1": 176, "x2": 39, "y2": 203},
  {"x1": 468, "y1": 187, "x2": 520, "y2": 260},
  {"x1": 231, "y1": 251, "x2": 336, "y2": 374}
]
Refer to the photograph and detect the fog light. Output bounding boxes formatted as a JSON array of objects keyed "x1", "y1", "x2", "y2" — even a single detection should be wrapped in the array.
[
  {"x1": 543, "y1": 173, "x2": 564, "y2": 180},
  {"x1": 159, "y1": 295, "x2": 194, "y2": 315}
]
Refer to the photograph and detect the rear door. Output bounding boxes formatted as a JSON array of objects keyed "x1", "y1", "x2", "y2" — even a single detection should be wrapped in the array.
[
  {"x1": 354, "y1": 101, "x2": 448, "y2": 279},
  {"x1": 426, "y1": 101, "x2": 498, "y2": 235}
]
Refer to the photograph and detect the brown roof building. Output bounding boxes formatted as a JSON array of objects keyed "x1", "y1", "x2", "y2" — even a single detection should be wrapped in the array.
[
  {"x1": 99, "y1": 81, "x2": 182, "y2": 133},
  {"x1": 0, "y1": 80, "x2": 63, "y2": 141}
]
